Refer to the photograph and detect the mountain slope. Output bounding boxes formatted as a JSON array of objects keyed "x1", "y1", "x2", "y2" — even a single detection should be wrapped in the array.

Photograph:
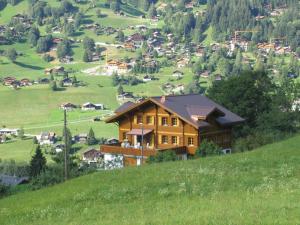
[{"x1": 0, "y1": 135, "x2": 300, "y2": 225}]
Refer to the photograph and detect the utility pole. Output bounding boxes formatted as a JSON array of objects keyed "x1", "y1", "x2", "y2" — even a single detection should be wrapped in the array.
[{"x1": 63, "y1": 109, "x2": 68, "y2": 180}]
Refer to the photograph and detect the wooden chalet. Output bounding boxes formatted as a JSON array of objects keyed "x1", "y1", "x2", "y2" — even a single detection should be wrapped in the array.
[{"x1": 100, "y1": 94, "x2": 244, "y2": 166}]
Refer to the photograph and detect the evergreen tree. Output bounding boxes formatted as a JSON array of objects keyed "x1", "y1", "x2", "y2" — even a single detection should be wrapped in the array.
[
  {"x1": 18, "y1": 127, "x2": 24, "y2": 139},
  {"x1": 29, "y1": 145, "x2": 47, "y2": 178},
  {"x1": 63, "y1": 126, "x2": 72, "y2": 153},
  {"x1": 87, "y1": 128, "x2": 97, "y2": 145},
  {"x1": 6, "y1": 48, "x2": 17, "y2": 62},
  {"x1": 117, "y1": 85, "x2": 124, "y2": 95},
  {"x1": 112, "y1": 72, "x2": 119, "y2": 86},
  {"x1": 50, "y1": 80, "x2": 58, "y2": 91},
  {"x1": 83, "y1": 50, "x2": 90, "y2": 62},
  {"x1": 148, "y1": 4, "x2": 157, "y2": 18}
]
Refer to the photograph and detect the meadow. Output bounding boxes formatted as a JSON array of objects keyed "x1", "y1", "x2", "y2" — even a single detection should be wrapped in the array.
[{"x1": 0, "y1": 134, "x2": 299, "y2": 224}]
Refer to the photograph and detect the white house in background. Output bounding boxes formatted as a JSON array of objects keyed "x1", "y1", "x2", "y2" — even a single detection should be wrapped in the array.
[
  {"x1": 0, "y1": 128, "x2": 20, "y2": 136},
  {"x1": 82, "y1": 149, "x2": 103, "y2": 164},
  {"x1": 172, "y1": 70, "x2": 184, "y2": 78},
  {"x1": 54, "y1": 144, "x2": 64, "y2": 153},
  {"x1": 143, "y1": 75, "x2": 153, "y2": 82},
  {"x1": 36, "y1": 132, "x2": 56, "y2": 145},
  {"x1": 81, "y1": 102, "x2": 104, "y2": 111},
  {"x1": 106, "y1": 138, "x2": 119, "y2": 145},
  {"x1": 173, "y1": 84, "x2": 185, "y2": 93},
  {"x1": 60, "y1": 103, "x2": 77, "y2": 111}
]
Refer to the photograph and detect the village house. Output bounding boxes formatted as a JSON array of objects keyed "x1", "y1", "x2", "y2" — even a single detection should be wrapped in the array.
[
  {"x1": 36, "y1": 132, "x2": 56, "y2": 145},
  {"x1": 142, "y1": 75, "x2": 153, "y2": 82},
  {"x1": 117, "y1": 92, "x2": 135, "y2": 101},
  {"x1": 200, "y1": 71, "x2": 210, "y2": 78},
  {"x1": 20, "y1": 78, "x2": 32, "y2": 86},
  {"x1": 62, "y1": 77, "x2": 73, "y2": 87},
  {"x1": 54, "y1": 144, "x2": 64, "y2": 153},
  {"x1": 3, "y1": 77, "x2": 16, "y2": 86},
  {"x1": 81, "y1": 102, "x2": 104, "y2": 111},
  {"x1": 106, "y1": 59, "x2": 131, "y2": 75},
  {"x1": 74, "y1": 133, "x2": 88, "y2": 143},
  {"x1": 100, "y1": 94, "x2": 244, "y2": 166},
  {"x1": 82, "y1": 149, "x2": 103, "y2": 164},
  {"x1": 44, "y1": 66, "x2": 65, "y2": 75},
  {"x1": 127, "y1": 33, "x2": 144, "y2": 48},
  {"x1": 124, "y1": 42, "x2": 136, "y2": 51},
  {"x1": 0, "y1": 128, "x2": 19, "y2": 136},
  {"x1": 172, "y1": 70, "x2": 184, "y2": 78},
  {"x1": 0, "y1": 175, "x2": 29, "y2": 187},
  {"x1": 172, "y1": 84, "x2": 185, "y2": 94},
  {"x1": 177, "y1": 57, "x2": 189, "y2": 68},
  {"x1": 60, "y1": 103, "x2": 77, "y2": 111}
]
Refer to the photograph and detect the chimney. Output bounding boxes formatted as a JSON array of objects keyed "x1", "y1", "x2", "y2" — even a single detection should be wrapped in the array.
[{"x1": 160, "y1": 95, "x2": 166, "y2": 104}]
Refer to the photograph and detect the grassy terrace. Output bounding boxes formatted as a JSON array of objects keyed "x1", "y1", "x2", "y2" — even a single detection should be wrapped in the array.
[{"x1": 0, "y1": 135, "x2": 300, "y2": 225}]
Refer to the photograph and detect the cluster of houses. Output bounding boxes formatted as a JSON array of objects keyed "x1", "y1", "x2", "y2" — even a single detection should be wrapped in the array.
[
  {"x1": 257, "y1": 42, "x2": 293, "y2": 56},
  {"x1": 44, "y1": 66, "x2": 66, "y2": 75},
  {"x1": 60, "y1": 102, "x2": 105, "y2": 111},
  {"x1": 2, "y1": 77, "x2": 32, "y2": 88},
  {"x1": 105, "y1": 59, "x2": 132, "y2": 75},
  {"x1": 162, "y1": 83, "x2": 185, "y2": 95},
  {"x1": 0, "y1": 14, "x2": 32, "y2": 44}
]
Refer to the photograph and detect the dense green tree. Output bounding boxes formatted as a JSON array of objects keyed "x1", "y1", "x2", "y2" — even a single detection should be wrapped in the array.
[
  {"x1": 112, "y1": 72, "x2": 119, "y2": 86},
  {"x1": 29, "y1": 145, "x2": 47, "y2": 178},
  {"x1": 28, "y1": 26, "x2": 40, "y2": 47},
  {"x1": 57, "y1": 39, "x2": 72, "y2": 59},
  {"x1": 87, "y1": 128, "x2": 97, "y2": 145},
  {"x1": 50, "y1": 80, "x2": 58, "y2": 91},
  {"x1": 207, "y1": 70, "x2": 274, "y2": 133},
  {"x1": 6, "y1": 48, "x2": 17, "y2": 62},
  {"x1": 148, "y1": 3, "x2": 157, "y2": 18},
  {"x1": 83, "y1": 37, "x2": 95, "y2": 51}
]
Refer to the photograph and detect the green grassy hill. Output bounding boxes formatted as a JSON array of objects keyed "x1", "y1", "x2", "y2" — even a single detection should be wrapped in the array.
[{"x1": 0, "y1": 135, "x2": 300, "y2": 225}]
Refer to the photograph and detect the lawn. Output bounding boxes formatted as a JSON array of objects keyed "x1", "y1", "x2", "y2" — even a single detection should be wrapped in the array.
[{"x1": 0, "y1": 134, "x2": 300, "y2": 224}]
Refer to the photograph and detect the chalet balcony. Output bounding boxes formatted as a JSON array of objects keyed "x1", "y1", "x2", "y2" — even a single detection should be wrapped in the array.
[{"x1": 100, "y1": 143, "x2": 187, "y2": 157}]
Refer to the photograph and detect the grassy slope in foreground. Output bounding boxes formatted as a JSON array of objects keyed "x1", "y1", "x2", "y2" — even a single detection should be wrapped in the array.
[{"x1": 0, "y1": 135, "x2": 300, "y2": 225}]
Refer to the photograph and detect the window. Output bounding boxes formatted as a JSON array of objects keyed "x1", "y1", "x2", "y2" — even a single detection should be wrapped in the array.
[
  {"x1": 188, "y1": 137, "x2": 194, "y2": 146},
  {"x1": 122, "y1": 132, "x2": 127, "y2": 140},
  {"x1": 171, "y1": 136, "x2": 178, "y2": 145},
  {"x1": 171, "y1": 118, "x2": 178, "y2": 126},
  {"x1": 161, "y1": 135, "x2": 168, "y2": 144},
  {"x1": 137, "y1": 115, "x2": 143, "y2": 124},
  {"x1": 146, "y1": 116, "x2": 153, "y2": 125},
  {"x1": 161, "y1": 117, "x2": 168, "y2": 126}
]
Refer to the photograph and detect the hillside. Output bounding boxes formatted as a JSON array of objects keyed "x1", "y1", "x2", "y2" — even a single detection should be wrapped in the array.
[{"x1": 0, "y1": 135, "x2": 300, "y2": 225}]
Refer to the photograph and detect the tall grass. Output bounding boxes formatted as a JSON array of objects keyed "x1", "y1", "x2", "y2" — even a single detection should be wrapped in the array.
[{"x1": 0, "y1": 134, "x2": 300, "y2": 224}]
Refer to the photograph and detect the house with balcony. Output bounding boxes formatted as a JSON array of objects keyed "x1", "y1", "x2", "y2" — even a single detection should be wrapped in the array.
[{"x1": 100, "y1": 94, "x2": 244, "y2": 167}]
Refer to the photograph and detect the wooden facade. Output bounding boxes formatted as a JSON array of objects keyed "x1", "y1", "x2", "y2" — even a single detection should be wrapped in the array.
[{"x1": 100, "y1": 95, "x2": 244, "y2": 166}]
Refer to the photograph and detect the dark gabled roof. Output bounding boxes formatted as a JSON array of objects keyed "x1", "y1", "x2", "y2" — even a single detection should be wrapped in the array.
[
  {"x1": 107, "y1": 94, "x2": 245, "y2": 128},
  {"x1": 114, "y1": 101, "x2": 136, "y2": 114},
  {"x1": 0, "y1": 175, "x2": 29, "y2": 186}
]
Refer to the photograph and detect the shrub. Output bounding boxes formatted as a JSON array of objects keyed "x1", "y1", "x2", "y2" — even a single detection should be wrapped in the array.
[
  {"x1": 233, "y1": 131, "x2": 284, "y2": 152},
  {"x1": 147, "y1": 150, "x2": 177, "y2": 163},
  {"x1": 0, "y1": 183, "x2": 9, "y2": 198},
  {"x1": 195, "y1": 140, "x2": 222, "y2": 157},
  {"x1": 30, "y1": 165, "x2": 64, "y2": 190}
]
